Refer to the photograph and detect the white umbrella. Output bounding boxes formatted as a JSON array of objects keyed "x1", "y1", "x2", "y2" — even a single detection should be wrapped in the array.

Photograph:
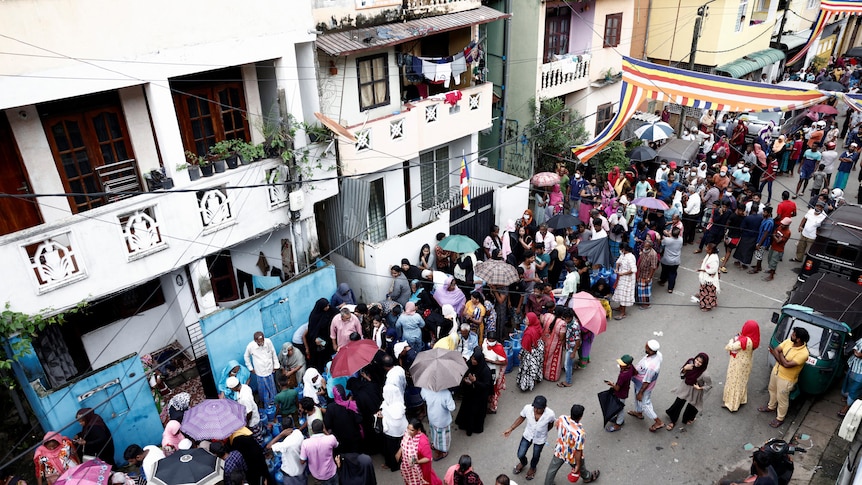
[{"x1": 634, "y1": 122, "x2": 675, "y2": 142}]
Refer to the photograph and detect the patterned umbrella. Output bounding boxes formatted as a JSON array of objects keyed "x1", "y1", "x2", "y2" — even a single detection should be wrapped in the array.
[
  {"x1": 531, "y1": 172, "x2": 561, "y2": 187},
  {"x1": 438, "y1": 234, "x2": 479, "y2": 254},
  {"x1": 150, "y1": 449, "x2": 223, "y2": 485},
  {"x1": 474, "y1": 259, "x2": 520, "y2": 286},
  {"x1": 181, "y1": 399, "x2": 247, "y2": 440},
  {"x1": 634, "y1": 122, "x2": 675, "y2": 142},
  {"x1": 330, "y1": 339, "x2": 379, "y2": 377},
  {"x1": 55, "y1": 459, "x2": 112, "y2": 485},
  {"x1": 410, "y1": 348, "x2": 469, "y2": 392},
  {"x1": 631, "y1": 197, "x2": 669, "y2": 210}
]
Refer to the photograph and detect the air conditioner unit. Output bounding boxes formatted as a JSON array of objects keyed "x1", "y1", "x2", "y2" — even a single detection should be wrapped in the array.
[{"x1": 289, "y1": 191, "x2": 305, "y2": 212}]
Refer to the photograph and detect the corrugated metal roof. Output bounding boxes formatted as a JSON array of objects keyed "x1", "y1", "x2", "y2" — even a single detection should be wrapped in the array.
[
  {"x1": 715, "y1": 48, "x2": 786, "y2": 79},
  {"x1": 316, "y1": 5, "x2": 510, "y2": 57}
]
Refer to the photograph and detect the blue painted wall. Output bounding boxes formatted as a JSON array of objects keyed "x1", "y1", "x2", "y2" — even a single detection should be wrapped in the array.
[
  {"x1": 8, "y1": 343, "x2": 163, "y2": 465},
  {"x1": 201, "y1": 263, "x2": 336, "y2": 385}
]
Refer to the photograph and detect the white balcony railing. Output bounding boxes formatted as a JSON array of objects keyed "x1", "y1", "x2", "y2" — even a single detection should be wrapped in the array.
[
  {"x1": 539, "y1": 55, "x2": 591, "y2": 97},
  {"x1": 405, "y1": 0, "x2": 481, "y2": 12}
]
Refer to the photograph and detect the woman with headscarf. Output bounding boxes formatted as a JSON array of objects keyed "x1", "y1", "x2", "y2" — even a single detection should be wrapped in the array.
[
  {"x1": 772, "y1": 134, "x2": 789, "y2": 172},
  {"x1": 608, "y1": 166, "x2": 621, "y2": 191},
  {"x1": 166, "y1": 392, "x2": 191, "y2": 423},
  {"x1": 433, "y1": 305, "x2": 461, "y2": 350},
  {"x1": 548, "y1": 184, "x2": 564, "y2": 219},
  {"x1": 521, "y1": 209, "x2": 537, "y2": 238},
  {"x1": 601, "y1": 180, "x2": 617, "y2": 217},
  {"x1": 34, "y1": 433, "x2": 79, "y2": 485},
  {"x1": 462, "y1": 291, "x2": 486, "y2": 345},
  {"x1": 542, "y1": 306, "x2": 568, "y2": 382},
  {"x1": 547, "y1": 236, "x2": 567, "y2": 290},
  {"x1": 338, "y1": 453, "x2": 377, "y2": 485},
  {"x1": 751, "y1": 142, "x2": 768, "y2": 189},
  {"x1": 348, "y1": 367, "x2": 383, "y2": 454},
  {"x1": 517, "y1": 312, "x2": 545, "y2": 392},
  {"x1": 305, "y1": 298, "x2": 338, "y2": 372},
  {"x1": 665, "y1": 353, "x2": 712, "y2": 430},
  {"x1": 302, "y1": 367, "x2": 327, "y2": 405},
  {"x1": 482, "y1": 298, "x2": 497, "y2": 342},
  {"x1": 409, "y1": 279, "x2": 435, "y2": 310},
  {"x1": 723, "y1": 320, "x2": 760, "y2": 412},
  {"x1": 434, "y1": 276, "x2": 467, "y2": 316},
  {"x1": 73, "y1": 408, "x2": 114, "y2": 465},
  {"x1": 397, "y1": 302, "x2": 426, "y2": 351},
  {"x1": 455, "y1": 347, "x2": 493, "y2": 436},
  {"x1": 380, "y1": 382, "x2": 408, "y2": 471},
  {"x1": 501, "y1": 220, "x2": 516, "y2": 263},
  {"x1": 729, "y1": 119, "x2": 747, "y2": 165},
  {"x1": 482, "y1": 333, "x2": 507, "y2": 413},
  {"x1": 324, "y1": 384, "x2": 363, "y2": 455},
  {"x1": 278, "y1": 343, "x2": 306, "y2": 389},
  {"x1": 330, "y1": 283, "x2": 356, "y2": 308},
  {"x1": 218, "y1": 361, "x2": 250, "y2": 400},
  {"x1": 397, "y1": 419, "x2": 442, "y2": 485},
  {"x1": 697, "y1": 243, "x2": 721, "y2": 312}
]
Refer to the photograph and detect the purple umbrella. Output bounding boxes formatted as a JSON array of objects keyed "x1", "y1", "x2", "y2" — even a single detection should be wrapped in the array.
[
  {"x1": 181, "y1": 399, "x2": 248, "y2": 440},
  {"x1": 631, "y1": 197, "x2": 669, "y2": 210}
]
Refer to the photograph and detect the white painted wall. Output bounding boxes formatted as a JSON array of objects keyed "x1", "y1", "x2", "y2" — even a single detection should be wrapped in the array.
[{"x1": 493, "y1": 180, "x2": 531, "y2": 229}]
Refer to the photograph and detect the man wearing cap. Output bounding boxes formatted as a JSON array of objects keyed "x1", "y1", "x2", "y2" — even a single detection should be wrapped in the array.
[
  {"x1": 765, "y1": 217, "x2": 792, "y2": 281},
  {"x1": 629, "y1": 340, "x2": 664, "y2": 432},
  {"x1": 604, "y1": 354, "x2": 636, "y2": 432},
  {"x1": 244, "y1": 331, "x2": 280, "y2": 409},
  {"x1": 808, "y1": 121, "x2": 825, "y2": 149},
  {"x1": 607, "y1": 207, "x2": 628, "y2": 261},
  {"x1": 227, "y1": 376, "x2": 263, "y2": 443},
  {"x1": 504, "y1": 395, "x2": 557, "y2": 480},
  {"x1": 760, "y1": 328, "x2": 810, "y2": 428},
  {"x1": 330, "y1": 307, "x2": 362, "y2": 352},
  {"x1": 792, "y1": 201, "x2": 827, "y2": 262},
  {"x1": 835, "y1": 143, "x2": 859, "y2": 191}
]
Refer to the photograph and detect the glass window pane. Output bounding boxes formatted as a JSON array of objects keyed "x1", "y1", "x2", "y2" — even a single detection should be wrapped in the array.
[
  {"x1": 68, "y1": 122, "x2": 84, "y2": 148},
  {"x1": 62, "y1": 154, "x2": 78, "y2": 178},
  {"x1": 52, "y1": 124, "x2": 70, "y2": 152},
  {"x1": 187, "y1": 98, "x2": 199, "y2": 118},
  {"x1": 93, "y1": 114, "x2": 108, "y2": 141},
  {"x1": 107, "y1": 113, "x2": 122, "y2": 139},
  {"x1": 101, "y1": 144, "x2": 114, "y2": 164},
  {"x1": 114, "y1": 142, "x2": 128, "y2": 160},
  {"x1": 77, "y1": 151, "x2": 91, "y2": 174}
]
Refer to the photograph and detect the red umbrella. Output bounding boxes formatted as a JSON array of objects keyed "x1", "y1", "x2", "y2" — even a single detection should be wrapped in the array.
[
  {"x1": 330, "y1": 339, "x2": 379, "y2": 377},
  {"x1": 809, "y1": 104, "x2": 838, "y2": 115},
  {"x1": 569, "y1": 292, "x2": 608, "y2": 336}
]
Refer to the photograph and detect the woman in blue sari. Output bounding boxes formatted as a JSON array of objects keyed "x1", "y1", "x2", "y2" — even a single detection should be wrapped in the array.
[{"x1": 217, "y1": 359, "x2": 250, "y2": 400}]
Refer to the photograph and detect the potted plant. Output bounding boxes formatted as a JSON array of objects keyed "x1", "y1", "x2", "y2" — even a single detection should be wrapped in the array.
[
  {"x1": 233, "y1": 140, "x2": 266, "y2": 164},
  {"x1": 199, "y1": 156, "x2": 215, "y2": 177},
  {"x1": 302, "y1": 122, "x2": 332, "y2": 144},
  {"x1": 180, "y1": 151, "x2": 204, "y2": 181},
  {"x1": 211, "y1": 140, "x2": 240, "y2": 170}
]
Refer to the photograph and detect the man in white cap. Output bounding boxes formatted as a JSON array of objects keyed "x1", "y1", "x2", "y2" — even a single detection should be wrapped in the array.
[
  {"x1": 244, "y1": 331, "x2": 280, "y2": 409},
  {"x1": 227, "y1": 376, "x2": 263, "y2": 442},
  {"x1": 628, "y1": 340, "x2": 664, "y2": 432}
]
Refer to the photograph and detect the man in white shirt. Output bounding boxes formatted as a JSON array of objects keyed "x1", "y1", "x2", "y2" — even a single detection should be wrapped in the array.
[
  {"x1": 503, "y1": 395, "x2": 556, "y2": 480},
  {"x1": 792, "y1": 201, "x2": 828, "y2": 261},
  {"x1": 820, "y1": 141, "x2": 839, "y2": 186},
  {"x1": 244, "y1": 331, "x2": 280, "y2": 409},
  {"x1": 227, "y1": 376, "x2": 262, "y2": 432},
  {"x1": 607, "y1": 208, "x2": 628, "y2": 262},
  {"x1": 682, "y1": 187, "x2": 701, "y2": 245},
  {"x1": 655, "y1": 161, "x2": 670, "y2": 184},
  {"x1": 590, "y1": 218, "x2": 608, "y2": 241},
  {"x1": 535, "y1": 224, "x2": 556, "y2": 253},
  {"x1": 267, "y1": 425, "x2": 307, "y2": 485},
  {"x1": 123, "y1": 444, "x2": 166, "y2": 482}
]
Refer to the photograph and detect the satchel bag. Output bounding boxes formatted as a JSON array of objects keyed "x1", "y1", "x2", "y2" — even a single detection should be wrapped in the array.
[{"x1": 373, "y1": 414, "x2": 384, "y2": 434}]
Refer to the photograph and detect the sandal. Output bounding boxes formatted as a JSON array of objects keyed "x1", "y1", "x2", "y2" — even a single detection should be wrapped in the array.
[
  {"x1": 719, "y1": 267, "x2": 728, "y2": 273},
  {"x1": 613, "y1": 314, "x2": 627, "y2": 320},
  {"x1": 557, "y1": 382, "x2": 573, "y2": 388},
  {"x1": 434, "y1": 452, "x2": 448, "y2": 462},
  {"x1": 627, "y1": 410, "x2": 644, "y2": 420},
  {"x1": 693, "y1": 249, "x2": 702, "y2": 254},
  {"x1": 525, "y1": 468, "x2": 536, "y2": 481},
  {"x1": 649, "y1": 422, "x2": 664, "y2": 432},
  {"x1": 769, "y1": 419, "x2": 784, "y2": 428},
  {"x1": 665, "y1": 423, "x2": 675, "y2": 431},
  {"x1": 513, "y1": 463, "x2": 525, "y2": 475},
  {"x1": 757, "y1": 405, "x2": 774, "y2": 413},
  {"x1": 605, "y1": 424, "x2": 621, "y2": 432}
]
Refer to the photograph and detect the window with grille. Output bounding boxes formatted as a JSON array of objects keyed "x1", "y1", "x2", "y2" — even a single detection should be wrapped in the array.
[
  {"x1": 357, "y1": 54, "x2": 390, "y2": 111},
  {"x1": 40, "y1": 92, "x2": 136, "y2": 213},
  {"x1": 596, "y1": 103, "x2": 615, "y2": 134},
  {"x1": 419, "y1": 146, "x2": 450, "y2": 209},
  {"x1": 543, "y1": 7, "x2": 571, "y2": 63},
  {"x1": 603, "y1": 13, "x2": 622, "y2": 48},
  {"x1": 736, "y1": 0, "x2": 749, "y2": 31},
  {"x1": 171, "y1": 68, "x2": 251, "y2": 156},
  {"x1": 367, "y1": 178, "x2": 387, "y2": 244}
]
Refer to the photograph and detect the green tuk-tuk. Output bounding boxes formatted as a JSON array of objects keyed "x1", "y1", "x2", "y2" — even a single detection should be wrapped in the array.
[{"x1": 769, "y1": 273, "x2": 862, "y2": 397}]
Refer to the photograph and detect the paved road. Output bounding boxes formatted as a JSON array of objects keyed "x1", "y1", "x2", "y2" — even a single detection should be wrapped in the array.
[{"x1": 374, "y1": 177, "x2": 858, "y2": 484}]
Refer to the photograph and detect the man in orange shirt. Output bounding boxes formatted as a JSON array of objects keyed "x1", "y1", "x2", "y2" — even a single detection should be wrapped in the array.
[
  {"x1": 808, "y1": 121, "x2": 825, "y2": 149},
  {"x1": 775, "y1": 190, "x2": 797, "y2": 221}
]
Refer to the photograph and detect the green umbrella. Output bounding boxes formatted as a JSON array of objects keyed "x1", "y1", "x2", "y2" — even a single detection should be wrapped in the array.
[{"x1": 438, "y1": 234, "x2": 479, "y2": 254}]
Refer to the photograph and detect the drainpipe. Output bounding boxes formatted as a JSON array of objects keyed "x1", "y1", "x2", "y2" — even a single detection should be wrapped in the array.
[
  {"x1": 642, "y1": 0, "x2": 653, "y2": 60},
  {"x1": 500, "y1": 0, "x2": 512, "y2": 171}
]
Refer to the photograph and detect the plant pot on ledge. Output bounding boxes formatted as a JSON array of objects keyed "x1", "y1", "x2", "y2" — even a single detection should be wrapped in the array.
[
  {"x1": 188, "y1": 166, "x2": 202, "y2": 181},
  {"x1": 161, "y1": 177, "x2": 175, "y2": 190},
  {"x1": 200, "y1": 164, "x2": 215, "y2": 177},
  {"x1": 213, "y1": 159, "x2": 227, "y2": 173},
  {"x1": 226, "y1": 155, "x2": 240, "y2": 169}
]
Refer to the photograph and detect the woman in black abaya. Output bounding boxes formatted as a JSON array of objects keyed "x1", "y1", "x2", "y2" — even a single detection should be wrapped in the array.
[
  {"x1": 455, "y1": 347, "x2": 493, "y2": 436},
  {"x1": 305, "y1": 298, "x2": 337, "y2": 372}
]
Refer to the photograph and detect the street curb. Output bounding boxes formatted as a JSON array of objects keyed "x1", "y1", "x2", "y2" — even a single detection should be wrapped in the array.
[{"x1": 783, "y1": 397, "x2": 814, "y2": 443}]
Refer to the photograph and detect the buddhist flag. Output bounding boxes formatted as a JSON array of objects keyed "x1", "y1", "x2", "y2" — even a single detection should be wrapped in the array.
[{"x1": 460, "y1": 158, "x2": 471, "y2": 211}]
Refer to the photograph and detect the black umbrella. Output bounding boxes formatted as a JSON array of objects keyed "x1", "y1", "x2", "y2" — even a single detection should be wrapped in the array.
[
  {"x1": 546, "y1": 213, "x2": 580, "y2": 230},
  {"x1": 629, "y1": 145, "x2": 657, "y2": 162},
  {"x1": 150, "y1": 449, "x2": 223, "y2": 485},
  {"x1": 818, "y1": 81, "x2": 846, "y2": 92},
  {"x1": 597, "y1": 388, "x2": 625, "y2": 425},
  {"x1": 574, "y1": 237, "x2": 611, "y2": 269}
]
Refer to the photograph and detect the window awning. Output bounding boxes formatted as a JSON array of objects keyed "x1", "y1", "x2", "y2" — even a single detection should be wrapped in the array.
[
  {"x1": 714, "y1": 48, "x2": 786, "y2": 78},
  {"x1": 773, "y1": 30, "x2": 812, "y2": 51},
  {"x1": 315, "y1": 5, "x2": 510, "y2": 57}
]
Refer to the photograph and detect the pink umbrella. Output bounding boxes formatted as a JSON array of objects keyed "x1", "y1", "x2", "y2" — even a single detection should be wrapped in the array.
[
  {"x1": 809, "y1": 104, "x2": 838, "y2": 115},
  {"x1": 531, "y1": 172, "x2": 561, "y2": 187},
  {"x1": 569, "y1": 292, "x2": 608, "y2": 336},
  {"x1": 55, "y1": 459, "x2": 112, "y2": 485},
  {"x1": 631, "y1": 197, "x2": 669, "y2": 211},
  {"x1": 330, "y1": 339, "x2": 379, "y2": 377}
]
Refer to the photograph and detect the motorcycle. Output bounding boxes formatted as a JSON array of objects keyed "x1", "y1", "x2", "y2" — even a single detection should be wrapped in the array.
[{"x1": 724, "y1": 438, "x2": 806, "y2": 485}]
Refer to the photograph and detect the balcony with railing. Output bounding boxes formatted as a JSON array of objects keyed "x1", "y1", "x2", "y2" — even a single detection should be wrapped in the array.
[
  {"x1": 338, "y1": 82, "x2": 492, "y2": 175},
  {"x1": 538, "y1": 54, "x2": 591, "y2": 99},
  {"x1": 0, "y1": 156, "x2": 337, "y2": 315}
]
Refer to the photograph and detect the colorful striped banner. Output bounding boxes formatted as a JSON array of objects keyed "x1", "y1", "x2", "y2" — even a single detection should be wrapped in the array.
[
  {"x1": 842, "y1": 93, "x2": 862, "y2": 112},
  {"x1": 572, "y1": 57, "x2": 829, "y2": 162},
  {"x1": 787, "y1": 0, "x2": 862, "y2": 65}
]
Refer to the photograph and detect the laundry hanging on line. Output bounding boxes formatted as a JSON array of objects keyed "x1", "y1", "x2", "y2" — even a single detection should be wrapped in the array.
[{"x1": 399, "y1": 40, "x2": 481, "y2": 88}]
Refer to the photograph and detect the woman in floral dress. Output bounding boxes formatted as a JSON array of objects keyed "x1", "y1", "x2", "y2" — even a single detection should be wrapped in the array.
[
  {"x1": 542, "y1": 307, "x2": 567, "y2": 382},
  {"x1": 723, "y1": 320, "x2": 760, "y2": 411},
  {"x1": 397, "y1": 419, "x2": 441, "y2": 485},
  {"x1": 517, "y1": 312, "x2": 545, "y2": 392},
  {"x1": 34, "y1": 433, "x2": 79, "y2": 485}
]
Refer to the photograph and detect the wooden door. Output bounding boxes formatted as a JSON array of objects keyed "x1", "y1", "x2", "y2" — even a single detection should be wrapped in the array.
[{"x1": 0, "y1": 115, "x2": 43, "y2": 235}]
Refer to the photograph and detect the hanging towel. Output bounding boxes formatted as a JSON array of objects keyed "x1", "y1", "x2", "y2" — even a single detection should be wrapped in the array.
[
  {"x1": 451, "y1": 53, "x2": 467, "y2": 85},
  {"x1": 436, "y1": 62, "x2": 452, "y2": 87},
  {"x1": 422, "y1": 60, "x2": 439, "y2": 83},
  {"x1": 252, "y1": 275, "x2": 282, "y2": 292},
  {"x1": 256, "y1": 251, "x2": 271, "y2": 274},
  {"x1": 444, "y1": 90, "x2": 462, "y2": 107}
]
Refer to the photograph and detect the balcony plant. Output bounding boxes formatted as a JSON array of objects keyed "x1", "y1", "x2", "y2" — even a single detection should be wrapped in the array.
[
  {"x1": 232, "y1": 140, "x2": 266, "y2": 164},
  {"x1": 211, "y1": 140, "x2": 240, "y2": 170},
  {"x1": 183, "y1": 151, "x2": 214, "y2": 178},
  {"x1": 179, "y1": 152, "x2": 203, "y2": 181}
]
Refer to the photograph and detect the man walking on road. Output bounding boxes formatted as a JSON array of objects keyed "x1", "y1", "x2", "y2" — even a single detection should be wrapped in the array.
[
  {"x1": 759, "y1": 328, "x2": 810, "y2": 428},
  {"x1": 629, "y1": 340, "x2": 664, "y2": 432},
  {"x1": 244, "y1": 331, "x2": 280, "y2": 409},
  {"x1": 504, "y1": 395, "x2": 556, "y2": 481},
  {"x1": 543, "y1": 404, "x2": 599, "y2": 484}
]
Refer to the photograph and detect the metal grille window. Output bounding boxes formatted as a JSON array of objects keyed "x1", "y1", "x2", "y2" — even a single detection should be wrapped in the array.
[
  {"x1": 367, "y1": 178, "x2": 387, "y2": 244},
  {"x1": 419, "y1": 146, "x2": 450, "y2": 209}
]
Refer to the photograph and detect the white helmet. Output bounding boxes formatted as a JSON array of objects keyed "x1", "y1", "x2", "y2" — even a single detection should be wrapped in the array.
[{"x1": 831, "y1": 188, "x2": 844, "y2": 199}]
